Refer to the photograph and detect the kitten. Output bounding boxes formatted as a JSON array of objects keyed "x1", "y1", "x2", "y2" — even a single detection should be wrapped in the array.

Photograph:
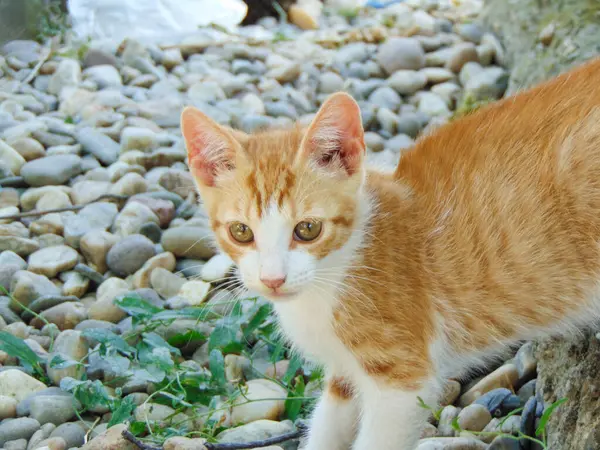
[{"x1": 181, "y1": 56, "x2": 600, "y2": 450}]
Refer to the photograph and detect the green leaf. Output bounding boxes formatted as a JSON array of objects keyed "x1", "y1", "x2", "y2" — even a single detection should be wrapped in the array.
[
  {"x1": 536, "y1": 398, "x2": 567, "y2": 437},
  {"x1": 284, "y1": 375, "x2": 306, "y2": 421},
  {"x1": 282, "y1": 353, "x2": 303, "y2": 385},
  {"x1": 61, "y1": 378, "x2": 111, "y2": 411},
  {"x1": 209, "y1": 321, "x2": 242, "y2": 354},
  {"x1": 152, "y1": 307, "x2": 211, "y2": 322},
  {"x1": 114, "y1": 296, "x2": 162, "y2": 320},
  {"x1": 49, "y1": 355, "x2": 82, "y2": 370},
  {"x1": 0, "y1": 331, "x2": 42, "y2": 373},
  {"x1": 82, "y1": 328, "x2": 136, "y2": 355},
  {"x1": 139, "y1": 345, "x2": 174, "y2": 372},
  {"x1": 268, "y1": 339, "x2": 285, "y2": 363},
  {"x1": 142, "y1": 332, "x2": 181, "y2": 356},
  {"x1": 451, "y1": 416, "x2": 461, "y2": 432},
  {"x1": 243, "y1": 304, "x2": 272, "y2": 338},
  {"x1": 209, "y1": 349, "x2": 226, "y2": 386},
  {"x1": 167, "y1": 330, "x2": 207, "y2": 348},
  {"x1": 129, "y1": 421, "x2": 147, "y2": 436},
  {"x1": 108, "y1": 396, "x2": 136, "y2": 427}
]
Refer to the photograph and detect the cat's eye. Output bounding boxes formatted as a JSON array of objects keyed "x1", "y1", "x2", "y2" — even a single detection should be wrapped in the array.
[
  {"x1": 229, "y1": 222, "x2": 254, "y2": 243},
  {"x1": 294, "y1": 220, "x2": 322, "y2": 242}
]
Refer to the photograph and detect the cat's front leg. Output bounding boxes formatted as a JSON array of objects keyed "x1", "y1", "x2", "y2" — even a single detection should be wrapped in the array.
[
  {"x1": 352, "y1": 376, "x2": 439, "y2": 450},
  {"x1": 302, "y1": 376, "x2": 359, "y2": 450}
]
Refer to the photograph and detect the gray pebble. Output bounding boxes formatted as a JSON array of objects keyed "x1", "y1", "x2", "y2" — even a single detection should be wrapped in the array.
[
  {"x1": 106, "y1": 234, "x2": 156, "y2": 276},
  {"x1": 0, "y1": 417, "x2": 41, "y2": 446},
  {"x1": 20, "y1": 155, "x2": 82, "y2": 187}
]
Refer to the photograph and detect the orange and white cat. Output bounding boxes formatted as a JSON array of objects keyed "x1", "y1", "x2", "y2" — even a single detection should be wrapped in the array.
[{"x1": 181, "y1": 57, "x2": 600, "y2": 450}]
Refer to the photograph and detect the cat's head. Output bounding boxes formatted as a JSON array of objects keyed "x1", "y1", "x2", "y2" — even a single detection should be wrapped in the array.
[{"x1": 181, "y1": 92, "x2": 367, "y2": 301}]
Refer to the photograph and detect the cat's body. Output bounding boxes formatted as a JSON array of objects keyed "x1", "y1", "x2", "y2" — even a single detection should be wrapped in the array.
[{"x1": 182, "y1": 57, "x2": 600, "y2": 450}]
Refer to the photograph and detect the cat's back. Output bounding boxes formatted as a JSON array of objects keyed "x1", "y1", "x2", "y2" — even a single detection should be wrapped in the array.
[{"x1": 372, "y1": 57, "x2": 600, "y2": 344}]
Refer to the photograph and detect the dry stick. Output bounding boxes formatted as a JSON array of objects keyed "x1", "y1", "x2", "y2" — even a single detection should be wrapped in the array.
[
  {"x1": 122, "y1": 425, "x2": 304, "y2": 450},
  {"x1": 0, "y1": 194, "x2": 129, "y2": 221},
  {"x1": 122, "y1": 431, "x2": 163, "y2": 450},
  {"x1": 22, "y1": 46, "x2": 53, "y2": 85},
  {"x1": 204, "y1": 426, "x2": 304, "y2": 450}
]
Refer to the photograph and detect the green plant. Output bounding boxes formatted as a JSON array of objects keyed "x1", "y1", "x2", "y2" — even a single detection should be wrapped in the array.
[
  {"x1": 452, "y1": 93, "x2": 495, "y2": 120},
  {"x1": 0, "y1": 289, "x2": 319, "y2": 446},
  {"x1": 448, "y1": 398, "x2": 568, "y2": 448}
]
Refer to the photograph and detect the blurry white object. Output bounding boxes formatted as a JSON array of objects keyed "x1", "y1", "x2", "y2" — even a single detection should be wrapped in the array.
[{"x1": 67, "y1": 0, "x2": 248, "y2": 43}]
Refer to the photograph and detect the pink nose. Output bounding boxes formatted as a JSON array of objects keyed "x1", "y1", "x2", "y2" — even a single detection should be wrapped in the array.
[{"x1": 261, "y1": 277, "x2": 286, "y2": 290}]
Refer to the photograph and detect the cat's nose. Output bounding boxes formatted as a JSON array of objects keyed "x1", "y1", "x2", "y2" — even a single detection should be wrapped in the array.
[{"x1": 261, "y1": 277, "x2": 286, "y2": 290}]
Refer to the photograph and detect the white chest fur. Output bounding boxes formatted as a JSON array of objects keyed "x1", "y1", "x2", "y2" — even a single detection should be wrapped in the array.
[{"x1": 274, "y1": 284, "x2": 362, "y2": 377}]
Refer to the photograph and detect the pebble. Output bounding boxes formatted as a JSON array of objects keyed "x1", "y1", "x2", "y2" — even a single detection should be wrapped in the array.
[
  {"x1": 150, "y1": 267, "x2": 185, "y2": 298},
  {"x1": 80, "y1": 230, "x2": 119, "y2": 273},
  {"x1": 457, "y1": 404, "x2": 492, "y2": 432},
  {"x1": 131, "y1": 252, "x2": 176, "y2": 289},
  {"x1": 416, "y1": 437, "x2": 488, "y2": 449},
  {"x1": 87, "y1": 277, "x2": 130, "y2": 323},
  {"x1": 27, "y1": 245, "x2": 79, "y2": 278},
  {"x1": 377, "y1": 37, "x2": 425, "y2": 74},
  {"x1": 20, "y1": 155, "x2": 82, "y2": 187},
  {"x1": 15, "y1": 144, "x2": 47, "y2": 167},
  {"x1": 49, "y1": 423, "x2": 86, "y2": 448},
  {"x1": 106, "y1": 234, "x2": 156, "y2": 276},
  {"x1": 80, "y1": 424, "x2": 137, "y2": 450},
  {"x1": 230, "y1": 379, "x2": 288, "y2": 425},
  {"x1": 46, "y1": 330, "x2": 88, "y2": 384},
  {"x1": 0, "y1": 394, "x2": 18, "y2": 419},
  {"x1": 161, "y1": 226, "x2": 216, "y2": 260},
  {"x1": 76, "y1": 128, "x2": 120, "y2": 165},
  {"x1": 217, "y1": 420, "x2": 294, "y2": 445},
  {"x1": 29, "y1": 395, "x2": 76, "y2": 425},
  {"x1": 459, "y1": 364, "x2": 520, "y2": 406},
  {"x1": 10, "y1": 270, "x2": 60, "y2": 310},
  {"x1": 0, "y1": 418, "x2": 41, "y2": 447},
  {"x1": 177, "y1": 280, "x2": 211, "y2": 306},
  {"x1": 438, "y1": 405, "x2": 461, "y2": 437},
  {"x1": 387, "y1": 70, "x2": 428, "y2": 95}
]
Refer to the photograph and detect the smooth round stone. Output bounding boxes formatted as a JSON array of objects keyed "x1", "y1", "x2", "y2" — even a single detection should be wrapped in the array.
[
  {"x1": 217, "y1": 420, "x2": 293, "y2": 447},
  {"x1": 76, "y1": 128, "x2": 119, "y2": 166},
  {"x1": 27, "y1": 245, "x2": 79, "y2": 278},
  {"x1": 0, "y1": 417, "x2": 41, "y2": 447},
  {"x1": 161, "y1": 226, "x2": 215, "y2": 260},
  {"x1": 0, "y1": 395, "x2": 18, "y2": 419},
  {"x1": 418, "y1": 92, "x2": 450, "y2": 117},
  {"x1": 20, "y1": 155, "x2": 82, "y2": 187},
  {"x1": 488, "y1": 435, "x2": 520, "y2": 449},
  {"x1": 83, "y1": 65, "x2": 122, "y2": 88},
  {"x1": 377, "y1": 37, "x2": 425, "y2": 74},
  {"x1": 457, "y1": 404, "x2": 492, "y2": 432},
  {"x1": 456, "y1": 23, "x2": 484, "y2": 44},
  {"x1": 3, "y1": 438, "x2": 28, "y2": 450},
  {"x1": 32, "y1": 302, "x2": 88, "y2": 330},
  {"x1": 8, "y1": 138, "x2": 46, "y2": 161},
  {"x1": 385, "y1": 134, "x2": 414, "y2": 153},
  {"x1": 29, "y1": 395, "x2": 76, "y2": 425},
  {"x1": 387, "y1": 70, "x2": 428, "y2": 95},
  {"x1": 48, "y1": 422, "x2": 85, "y2": 448},
  {"x1": 446, "y1": 43, "x2": 479, "y2": 73},
  {"x1": 319, "y1": 71, "x2": 345, "y2": 94},
  {"x1": 106, "y1": 234, "x2": 156, "y2": 276},
  {"x1": 471, "y1": 387, "x2": 521, "y2": 416},
  {"x1": 139, "y1": 221, "x2": 162, "y2": 243},
  {"x1": 438, "y1": 405, "x2": 460, "y2": 437},
  {"x1": 0, "y1": 140, "x2": 26, "y2": 176},
  {"x1": 369, "y1": 86, "x2": 402, "y2": 111},
  {"x1": 364, "y1": 132, "x2": 386, "y2": 153}
]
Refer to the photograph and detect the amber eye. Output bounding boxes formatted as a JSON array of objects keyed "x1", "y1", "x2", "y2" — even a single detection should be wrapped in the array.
[
  {"x1": 229, "y1": 222, "x2": 254, "y2": 243},
  {"x1": 294, "y1": 220, "x2": 322, "y2": 242}
]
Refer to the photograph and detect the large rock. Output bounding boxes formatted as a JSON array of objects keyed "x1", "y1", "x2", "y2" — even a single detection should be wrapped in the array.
[
  {"x1": 534, "y1": 334, "x2": 600, "y2": 449},
  {"x1": 481, "y1": 0, "x2": 600, "y2": 94}
]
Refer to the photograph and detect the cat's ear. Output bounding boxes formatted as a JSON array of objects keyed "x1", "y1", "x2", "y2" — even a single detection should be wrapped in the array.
[
  {"x1": 181, "y1": 107, "x2": 242, "y2": 187},
  {"x1": 299, "y1": 92, "x2": 365, "y2": 176}
]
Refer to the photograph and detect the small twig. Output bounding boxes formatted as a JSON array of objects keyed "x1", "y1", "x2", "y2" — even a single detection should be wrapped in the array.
[
  {"x1": 122, "y1": 425, "x2": 304, "y2": 450},
  {"x1": 22, "y1": 46, "x2": 52, "y2": 85},
  {"x1": 205, "y1": 425, "x2": 305, "y2": 449},
  {"x1": 122, "y1": 430, "x2": 163, "y2": 450},
  {"x1": 0, "y1": 194, "x2": 129, "y2": 221}
]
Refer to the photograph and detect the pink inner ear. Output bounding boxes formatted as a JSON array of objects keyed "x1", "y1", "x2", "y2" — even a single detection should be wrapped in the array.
[
  {"x1": 181, "y1": 108, "x2": 235, "y2": 187},
  {"x1": 304, "y1": 93, "x2": 365, "y2": 176}
]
